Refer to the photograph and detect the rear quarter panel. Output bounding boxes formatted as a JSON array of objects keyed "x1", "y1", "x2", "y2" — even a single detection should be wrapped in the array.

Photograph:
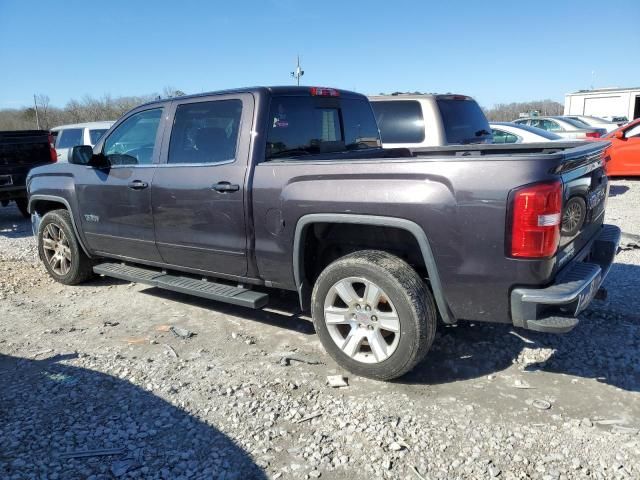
[{"x1": 252, "y1": 155, "x2": 561, "y2": 323}]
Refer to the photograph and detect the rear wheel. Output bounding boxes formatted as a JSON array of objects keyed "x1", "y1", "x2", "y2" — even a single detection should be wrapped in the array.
[
  {"x1": 15, "y1": 198, "x2": 30, "y2": 219},
  {"x1": 38, "y1": 209, "x2": 94, "y2": 285},
  {"x1": 311, "y1": 250, "x2": 437, "y2": 380}
]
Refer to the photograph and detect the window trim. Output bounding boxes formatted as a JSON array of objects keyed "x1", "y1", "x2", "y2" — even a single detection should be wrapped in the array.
[
  {"x1": 165, "y1": 99, "x2": 244, "y2": 167},
  {"x1": 95, "y1": 105, "x2": 167, "y2": 168}
]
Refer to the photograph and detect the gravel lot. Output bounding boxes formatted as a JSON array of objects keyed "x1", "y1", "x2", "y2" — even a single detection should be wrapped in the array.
[{"x1": 1, "y1": 179, "x2": 639, "y2": 480}]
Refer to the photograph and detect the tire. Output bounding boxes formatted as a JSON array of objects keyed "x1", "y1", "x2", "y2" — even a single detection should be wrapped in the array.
[
  {"x1": 38, "y1": 209, "x2": 94, "y2": 285},
  {"x1": 311, "y1": 250, "x2": 437, "y2": 380},
  {"x1": 562, "y1": 196, "x2": 586, "y2": 237},
  {"x1": 15, "y1": 198, "x2": 30, "y2": 219}
]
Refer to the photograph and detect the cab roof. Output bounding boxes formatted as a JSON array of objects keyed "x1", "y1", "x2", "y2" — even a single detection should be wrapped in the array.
[{"x1": 137, "y1": 86, "x2": 366, "y2": 109}]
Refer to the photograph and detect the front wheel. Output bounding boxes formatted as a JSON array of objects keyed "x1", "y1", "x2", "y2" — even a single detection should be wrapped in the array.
[
  {"x1": 38, "y1": 209, "x2": 94, "y2": 285},
  {"x1": 311, "y1": 250, "x2": 437, "y2": 380}
]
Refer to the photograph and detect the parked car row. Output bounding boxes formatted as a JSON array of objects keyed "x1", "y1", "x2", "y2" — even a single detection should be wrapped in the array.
[{"x1": 513, "y1": 116, "x2": 607, "y2": 140}]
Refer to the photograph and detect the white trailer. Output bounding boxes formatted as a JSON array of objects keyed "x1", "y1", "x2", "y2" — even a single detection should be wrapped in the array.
[{"x1": 564, "y1": 87, "x2": 640, "y2": 121}]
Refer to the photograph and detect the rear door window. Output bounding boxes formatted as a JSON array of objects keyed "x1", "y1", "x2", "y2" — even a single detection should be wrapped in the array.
[
  {"x1": 168, "y1": 100, "x2": 242, "y2": 164},
  {"x1": 491, "y1": 129, "x2": 519, "y2": 144},
  {"x1": 56, "y1": 128, "x2": 84, "y2": 149},
  {"x1": 436, "y1": 98, "x2": 491, "y2": 144},
  {"x1": 371, "y1": 100, "x2": 425, "y2": 144},
  {"x1": 266, "y1": 95, "x2": 380, "y2": 160}
]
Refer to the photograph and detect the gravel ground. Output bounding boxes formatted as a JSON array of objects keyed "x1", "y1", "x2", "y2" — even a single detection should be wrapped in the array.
[{"x1": 1, "y1": 179, "x2": 639, "y2": 480}]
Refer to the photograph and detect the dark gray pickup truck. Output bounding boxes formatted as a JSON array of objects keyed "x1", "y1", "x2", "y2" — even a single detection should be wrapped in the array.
[
  {"x1": 1, "y1": 130, "x2": 56, "y2": 217},
  {"x1": 27, "y1": 86, "x2": 620, "y2": 380}
]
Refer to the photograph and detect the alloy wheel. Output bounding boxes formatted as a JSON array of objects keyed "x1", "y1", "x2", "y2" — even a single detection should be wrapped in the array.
[
  {"x1": 42, "y1": 223, "x2": 72, "y2": 276},
  {"x1": 323, "y1": 277, "x2": 401, "y2": 364}
]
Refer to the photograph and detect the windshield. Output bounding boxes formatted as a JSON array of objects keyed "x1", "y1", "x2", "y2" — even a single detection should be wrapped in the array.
[
  {"x1": 560, "y1": 117, "x2": 592, "y2": 129},
  {"x1": 436, "y1": 98, "x2": 492, "y2": 144},
  {"x1": 266, "y1": 95, "x2": 380, "y2": 160}
]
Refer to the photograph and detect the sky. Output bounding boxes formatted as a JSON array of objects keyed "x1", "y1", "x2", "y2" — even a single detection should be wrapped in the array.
[{"x1": 1, "y1": 0, "x2": 639, "y2": 110}]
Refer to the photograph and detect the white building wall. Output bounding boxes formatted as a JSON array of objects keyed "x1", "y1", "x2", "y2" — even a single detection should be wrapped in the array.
[{"x1": 564, "y1": 89, "x2": 640, "y2": 119}]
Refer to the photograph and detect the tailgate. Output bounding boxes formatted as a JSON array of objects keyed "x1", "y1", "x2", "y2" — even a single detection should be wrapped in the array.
[
  {"x1": 555, "y1": 142, "x2": 610, "y2": 269},
  {"x1": 0, "y1": 130, "x2": 52, "y2": 173}
]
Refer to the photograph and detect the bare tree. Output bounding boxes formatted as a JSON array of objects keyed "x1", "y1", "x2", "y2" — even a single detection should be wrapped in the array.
[
  {"x1": 34, "y1": 94, "x2": 52, "y2": 129},
  {"x1": 162, "y1": 86, "x2": 186, "y2": 99},
  {"x1": 483, "y1": 99, "x2": 564, "y2": 122}
]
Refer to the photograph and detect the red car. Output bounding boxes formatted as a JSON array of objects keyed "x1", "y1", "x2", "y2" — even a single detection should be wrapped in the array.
[{"x1": 603, "y1": 118, "x2": 640, "y2": 176}]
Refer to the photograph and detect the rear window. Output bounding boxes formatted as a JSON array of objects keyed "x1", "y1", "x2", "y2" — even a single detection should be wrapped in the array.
[
  {"x1": 56, "y1": 128, "x2": 84, "y2": 149},
  {"x1": 509, "y1": 123, "x2": 562, "y2": 140},
  {"x1": 560, "y1": 117, "x2": 590, "y2": 129},
  {"x1": 436, "y1": 98, "x2": 491, "y2": 144},
  {"x1": 89, "y1": 129, "x2": 108, "y2": 145},
  {"x1": 371, "y1": 100, "x2": 425, "y2": 144},
  {"x1": 266, "y1": 95, "x2": 380, "y2": 160}
]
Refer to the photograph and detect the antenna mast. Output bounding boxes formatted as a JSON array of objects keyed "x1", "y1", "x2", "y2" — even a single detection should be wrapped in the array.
[{"x1": 290, "y1": 55, "x2": 304, "y2": 86}]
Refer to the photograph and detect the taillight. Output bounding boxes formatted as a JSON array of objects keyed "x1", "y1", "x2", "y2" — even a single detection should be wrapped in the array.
[
  {"x1": 585, "y1": 131, "x2": 601, "y2": 138},
  {"x1": 48, "y1": 133, "x2": 57, "y2": 162},
  {"x1": 510, "y1": 181, "x2": 562, "y2": 258},
  {"x1": 310, "y1": 87, "x2": 340, "y2": 97}
]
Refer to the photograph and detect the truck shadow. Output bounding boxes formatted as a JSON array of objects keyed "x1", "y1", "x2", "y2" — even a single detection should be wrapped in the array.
[
  {"x1": 140, "y1": 287, "x2": 316, "y2": 335},
  {"x1": 0, "y1": 206, "x2": 32, "y2": 239},
  {"x1": 0, "y1": 353, "x2": 266, "y2": 479},
  {"x1": 401, "y1": 262, "x2": 640, "y2": 393}
]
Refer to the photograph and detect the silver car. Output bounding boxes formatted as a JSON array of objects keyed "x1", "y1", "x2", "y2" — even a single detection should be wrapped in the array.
[
  {"x1": 490, "y1": 122, "x2": 564, "y2": 143},
  {"x1": 564, "y1": 115, "x2": 619, "y2": 133},
  {"x1": 513, "y1": 116, "x2": 606, "y2": 140}
]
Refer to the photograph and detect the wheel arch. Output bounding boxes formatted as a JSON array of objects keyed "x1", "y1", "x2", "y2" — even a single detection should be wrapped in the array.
[
  {"x1": 292, "y1": 213, "x2": 454, "y2": 324},
  {"x1": 29, "y1": 194, "x2": 92, "y2": 258}
]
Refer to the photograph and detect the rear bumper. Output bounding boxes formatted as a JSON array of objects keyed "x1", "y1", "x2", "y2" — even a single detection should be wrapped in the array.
[{"x1": 510, "y1": 224, "x2": 621, "y2": 333}]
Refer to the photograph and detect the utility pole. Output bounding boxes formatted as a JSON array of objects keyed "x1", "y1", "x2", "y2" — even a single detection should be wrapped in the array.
[
  {"x1": 33, "y1": 94, "x2": 40, "y2": 129},
  {"x1": 290, "y1": 55, "x2": 304, "y2": 86}
]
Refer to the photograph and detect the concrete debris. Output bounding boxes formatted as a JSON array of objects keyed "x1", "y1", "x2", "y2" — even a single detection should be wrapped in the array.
[
  {"x1": 170, "y1": 326, "x2": 195, "y2": 339},
  {"x1": 326, "y1": 375, "x2": 348, "y2": 388},
  {"x1": 531, "y1": 399, "x2": 552, "y2": 410}
]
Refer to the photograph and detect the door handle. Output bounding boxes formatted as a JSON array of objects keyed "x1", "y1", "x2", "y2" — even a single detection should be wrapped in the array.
[
  {"x1": 128, "y1": 180, "x2": 149, "y2": 190},
  {"x1": 212, "y1": 181, "x2": 240, "y2": 193}
]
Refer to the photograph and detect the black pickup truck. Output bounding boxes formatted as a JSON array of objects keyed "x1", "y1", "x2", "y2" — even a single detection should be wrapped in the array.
[
  {"x1": 27, "y1": 86, "x2": 620, "y2": 380},
  {"x1": 0, "y1": 130, "x2": 56, "y2": 217}
]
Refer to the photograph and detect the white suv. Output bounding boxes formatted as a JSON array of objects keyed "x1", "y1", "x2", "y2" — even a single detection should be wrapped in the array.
[{"x1": 51, "y1": 121, "x2": 115, "y2": 162}]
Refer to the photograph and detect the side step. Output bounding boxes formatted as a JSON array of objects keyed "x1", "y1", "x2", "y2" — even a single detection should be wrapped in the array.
[{"x1": 93, "y1": 263, "x2": 269, "y2": 309}]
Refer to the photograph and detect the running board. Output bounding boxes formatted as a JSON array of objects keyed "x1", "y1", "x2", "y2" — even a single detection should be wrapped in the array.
[{"x1": 93, "y1": 263, "x2": 269, "y2": 309}]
